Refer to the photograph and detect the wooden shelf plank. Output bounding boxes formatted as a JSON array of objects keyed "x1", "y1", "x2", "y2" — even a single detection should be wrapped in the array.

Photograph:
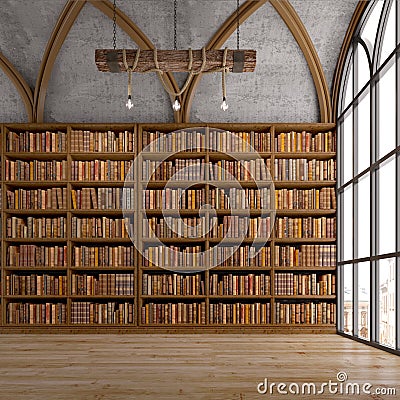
[{"x1": 0, "y1": 122, "x2": 337, "y2": 332}]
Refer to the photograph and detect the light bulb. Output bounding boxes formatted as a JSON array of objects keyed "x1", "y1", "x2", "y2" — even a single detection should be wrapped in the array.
[
  {"x1": 126, "y1": 95, "x2": 133, "y2": 110},
  {"x1": 172, "y1": 97, "x2": 181, "y2": 111},
  {"x1": 220, "y1": 97, "x2": 228, "y2": 111}
]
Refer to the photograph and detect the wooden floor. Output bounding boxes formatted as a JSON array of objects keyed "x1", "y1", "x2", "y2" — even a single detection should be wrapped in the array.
[{"x1": 0, "y1": 334, "x2": 399, "y2": 400}]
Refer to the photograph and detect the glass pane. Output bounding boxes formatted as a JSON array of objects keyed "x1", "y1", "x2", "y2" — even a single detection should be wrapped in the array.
[
  {"x1": 361, "y1": 0, "x2": 385, "y2": 50},
  {"x1": 379, "y1": 0, "x2": 396, "y2": 65},
  {"x1": 357, "y1": 173, "x2": 370, "y2": 258},
  {"x1": 379, "y1": 257, "x2": 396, "y2": 348},
  {"x1": 358, "y1": 261, "x2": 370, "y2": 340},
  {"x1": 343, "y1": 111, "x2": 353, "y2": 184},
  {"x1": 344, "y1": 264, "x2": 353, "y2": 335},
  {"x1": 378, "y1": 155, "x2": 396, "y2": 255},
  {"x1": 378, "y1": 62, "x2": 396, "y2": 158},
  {"x1": 343, "y1": 59, "x2": 353, "y2": 112},
  {"x1": 357, "y1": 44, "x2": 370, "y2": 92},
  {"x1": 343, "y1": 184, "x2": 353, "y2": 261},
  {"x1": 356, "y1": 90, "x2": 370, "y2": 174}
]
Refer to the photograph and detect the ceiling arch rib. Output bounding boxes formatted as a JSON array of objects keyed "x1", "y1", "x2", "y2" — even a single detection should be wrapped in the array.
[
  {"x1": 35, "y1": 1, "x2": 86, "y2": 122},
  {"x1": 89, "y1": 0, "x2": 182, "y2": 122},
  {"x1": 181, "y1": 0, "x2": 267, "y2": 123},
  {"x1": 34, "y1": 0, "x2": 85, "y2": 122},
  {"x1": 269, "y1": 0, "x2": 331, "y2": 123},
  {"x1": 181, "y1": 0, "x2": 332, "y2": 124},
  {"x1": 0, "y1": 51, "x2": 33, "y2": 122}
]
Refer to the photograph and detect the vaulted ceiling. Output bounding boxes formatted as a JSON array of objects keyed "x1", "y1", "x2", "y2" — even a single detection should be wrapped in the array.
[{"x1": 0, "y1": 0, "x2": 358, "y2": 124}]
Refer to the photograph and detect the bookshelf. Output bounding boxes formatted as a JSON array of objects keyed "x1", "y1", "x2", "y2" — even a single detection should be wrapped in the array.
[{"x1": 0, "y1": 123, "x2": 336, "y2": 332}]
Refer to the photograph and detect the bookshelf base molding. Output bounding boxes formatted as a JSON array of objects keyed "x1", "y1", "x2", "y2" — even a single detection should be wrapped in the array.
[{"x1": 0, "y1": 123, "x2": 336, "y2": 333}]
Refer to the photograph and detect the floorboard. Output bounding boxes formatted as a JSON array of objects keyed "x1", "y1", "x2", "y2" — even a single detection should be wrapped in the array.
[{"x1": 0, "y1": 334, "x2": 398, "y2": 399}]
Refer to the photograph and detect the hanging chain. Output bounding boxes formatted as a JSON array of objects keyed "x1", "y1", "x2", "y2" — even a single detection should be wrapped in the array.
[
  {"x1": 236, "y1": 0, "x2": 240, "y2": 50},
  {"x1": 174, "y1": 0, "x2": 177, "y2": 50},
  {"x1": 113, "y1": 0, "x2": 117, "y2": 49}
]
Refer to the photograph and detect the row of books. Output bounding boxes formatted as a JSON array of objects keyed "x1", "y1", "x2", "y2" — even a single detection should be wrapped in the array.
[
  {"x1": 5, "y1": 243, "x2": 336, "y2": 269},
  {"x1": 141, "y1": 187, "x2": 336, "y2": 211},
  {"x1": 275, "y1": 188, "x2": 336, "y2": 210},
  {"x1": 6, "y1": 130, "x2": 67, "y2": 153},
  {"x1": 209, "y1": 159, "x2": 271, "y2": 181},
  {"x1": 275, "y1": 217, "x2": 336, "y2": 239},
  {"x1": 143, "y1": 188, "x2": 206, "y2": 210},
  {"x1": 142, "y1": 245, "x2": 203, "y2": 268},
  {"x1": 71, "y1": 273, "x2": 134, "y2": 295},
  {"x1": 273, "y1": 159, "x2": 336, "y2": 181},
  {"x1": 91, "y1": 129, "x2": 335, "y2": 154},
  {"x1": 6, "y1": 274, "x2": 67, "y2": 295},
  {"x1": 140, "y1": 302, "x2": 206, "y2": 324},
  {"x1": 71, "y1": 217, "x2": 129, "y2": 239},
  {"x1": 274, "y1": 273, "x2": 336, "y2": 296},
  {"x1": 209, "y1": 187, "x2": 272, "y2": 210},
  {"x1": 209, "y1": 273, "x2": 270, "y2": 296},
  {"x1": 209, "y1": 302, "x2": 271, "y2": 324},
  {"x1": 7, "y1": 302, "x2": 66, "y2": 324},
  {"x1": 275, "y1": 245, "x2": 336, "y2": 267},
  {"x1": 5, "y1": 301, "x2": 336, "y2": 325},
  {"x1": 274, "y1": 131, "x2": 335, "y2": 153},
  {"x1": 6, "y1": 188, "x2": 67, "y2": 210},
  {"x1": 142, "y1": 130, "x2": 205, "y2": 152},
  {"x1": 7, "y1": 245, "x2": 67, "y2": 267},
  {"x1": 71, "y1": 187, "x2": 134, "y2": 210},
  {"x1": 210, "y1": 245, "x2": 271, "y2": 267},
  {"x1": 210, "y1": 216, "x2": 271, "y2": 238},
  {"x1": 142, "y1": 273, "x2": 205, "y2": 296},
  {"x1": 2, "y1": 160, "x2": 336, "y2": 183},
  {"x1": 275, "y1": 301, "x2": 336, "y2": 324},
  {"x1": 71, "y1": 302, "x2": 134, "y2": 324},
  {"x1": 71, "y1": 160, "x2": 133, "y2": 181},
  {"x1": 5, "y1": 160, "x2": 67, "y2": 181},
  {"x1": 71, "y1": 130, "x2": 134, "y2": 153},
  {"x1": 143, "y1": 159, "x2": 205, "y2": 181},
  {"x1": 209, "y1": 130, "x2": 272, "y2": 153},
  {"x1": 73, "y1": 245, "x2": 134, "y2": 267},
  {"x1": 144, "y1": 216, "x2": 205, "y2": 238},
  {"x1": 6, "y1": 216, "x2": 67, "y2": 239}
]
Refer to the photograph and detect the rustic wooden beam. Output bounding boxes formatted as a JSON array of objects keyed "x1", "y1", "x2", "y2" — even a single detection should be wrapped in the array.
[{"x1": 95, "y1": 49, "x2": 256, "y2": 73}]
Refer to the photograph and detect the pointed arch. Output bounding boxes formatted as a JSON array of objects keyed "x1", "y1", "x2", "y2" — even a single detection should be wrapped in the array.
[
  {"x1": 0, "y1": 51, "x2": 33, "y2": 121},
  {"x1": 181, "y1": 0, "x2": 267, "y2": 123},
  {"x1": 269, "y1": 0, "x2": 332, "y2": 123},
  {"x1": 181, "y1": 0, "x2": 332, "y2": 123},
  {"x1": 34, "y1": 0, "x2": 86, "y2": 122},
  {"x1": 332, "y1": 1, "x2": 368, "y2": 121}
]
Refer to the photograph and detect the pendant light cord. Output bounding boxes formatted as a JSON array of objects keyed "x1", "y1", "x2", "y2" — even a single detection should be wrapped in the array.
[
  {"x1": 237, "y1": 0, "x2": 240, "y2": 50},
  {"x1": 112, "y1": 0, "x2": 117, "y2": 49},
  {"x1": 174, "y1": 0, "x2": 177, "y2": 50}
]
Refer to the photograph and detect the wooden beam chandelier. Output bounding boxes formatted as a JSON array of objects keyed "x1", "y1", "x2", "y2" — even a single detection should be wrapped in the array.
[{"x1": 95, "y1": 0, "x2": 257, "y2": 112}]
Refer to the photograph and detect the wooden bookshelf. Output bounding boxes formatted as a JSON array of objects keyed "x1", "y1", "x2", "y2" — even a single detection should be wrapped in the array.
[{"x1": 0, "y1": 123, "x2": 336, "y2": 332}]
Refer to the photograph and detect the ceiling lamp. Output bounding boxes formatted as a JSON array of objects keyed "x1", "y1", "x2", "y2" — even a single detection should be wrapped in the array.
[{"x1": 95, "y1": 0, "x2": 257, "y2": 112}]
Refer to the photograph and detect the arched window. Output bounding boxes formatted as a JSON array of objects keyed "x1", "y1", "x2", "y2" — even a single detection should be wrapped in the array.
[{"x1": 337, "y1": 0, "x2": 399, "y2": 352}]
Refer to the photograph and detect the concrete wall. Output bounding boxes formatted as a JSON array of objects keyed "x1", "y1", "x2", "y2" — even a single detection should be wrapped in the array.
[{"x1": 0, "y1": 0, "x2": 357, "y2": 123}]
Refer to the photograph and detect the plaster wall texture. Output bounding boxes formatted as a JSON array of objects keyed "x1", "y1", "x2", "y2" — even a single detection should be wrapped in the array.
[{"x1": 0, "y1": 0, "x2": 358, "y2": 123}]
